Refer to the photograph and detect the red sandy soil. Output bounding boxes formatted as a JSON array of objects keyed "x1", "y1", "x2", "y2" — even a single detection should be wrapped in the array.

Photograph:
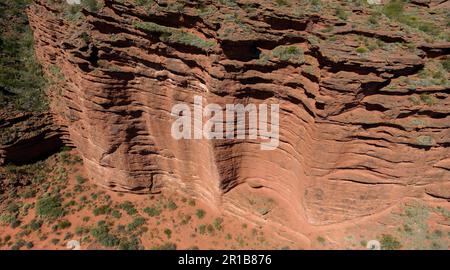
[
  {"x1": 0, "y1": 149, "x2": 448, "y2": 250},
  {"x1": 0, "y1": 150, "x2": 300, "y2": 250}
]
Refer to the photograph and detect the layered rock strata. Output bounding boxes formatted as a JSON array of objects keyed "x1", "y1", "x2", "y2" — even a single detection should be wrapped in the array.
[{"x1": 26, "y1": 0, "x2": 449, "y2": 234}]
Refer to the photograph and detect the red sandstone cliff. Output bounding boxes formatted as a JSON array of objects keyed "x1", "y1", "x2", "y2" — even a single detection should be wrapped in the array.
[{"x1": 24, "y1": 0, "x2": 449, "y2": 243}]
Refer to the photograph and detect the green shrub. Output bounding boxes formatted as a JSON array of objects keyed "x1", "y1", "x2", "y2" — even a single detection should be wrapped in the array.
[
  {"x1": 196, "y1": 209, "x2": 206, "y2": 219},
  {"x1": 57, "y1": 220, "x2": 72, "y2": 230},
  {"x1": 119, "y1": 201, "x2": 137, "y2": 215},
  {"x1": 271, "y1": 45, "x2": 304, "y2": 63},
  {"x1": 81, "y1": 0, "x2": 100, "y2": 13},
  {"x1": 135, "y1": 0, "x2": 154, "y2": 6},
  {"x1": 356, "y1": 46, "x2": 368, "y2": 54},
  {"x1": 93, "y1": 205, "x2": 111, "y2": 216},
  {"x1": 416, "y1": 135, "x2": 433, "y2": 146},
  {"x1": 25, "y1": 241, "x2": 33, "y2": 249},
  {"x1": 309, "y1": 0, "x2": 321, "y2": 11},
  {"x1": 276, "y1": 0, "x2": 289, "y2": 6},
  {"x1": 144, "y1": 207, "x2": 161, "y2": 217},
  {"x1": 29, "y1": 219, "x2": 43, "y2": 231},
  {"x1": 164, "y1": 228, "x2": 172, "y2": 239},
  {"x1": 180, "y1": 214, "x2": 192, "y2": 225},
  {"x1": 75, "y1": 226, "x2": 88, "y2": 235},
  {"x1": 188, "y1": 199, "x2": 196, "y2": 206},
  {"x1": 11, "y1": 239, "x2": 26, "y2": 250},
  {"x1": 382, "y1": 0, "x2": 405, "y2": 19},
  {"x1": 111, "y1": 210, "x2": 122, "y2": 219},
  {"x1": 160, "y1": 30, "x2": 216, "y2": 50},
  {"x1": 0, "y1": 214, "x2": 15, "y2": 226},
  {"x1": 35, "y1": 195, "x2": 63, "y2": 219},
  {"x1": 76, "y1": 175, "x2": 87, "y2": 185},
  {"x1": 134, "y1": 22, "x2": 216, "y2": 50},
  {"x1": 442, "y1": 58, "x2": 450, "y2": 72},
  {"x1": 207, "y1": 224, "x2": 215, "y2": 235},
  {"x1": 213, "y1": 218, "x2": 224, "y2": 231},
  {"x1": 127, "y1": 217, "x2": 146, "y2": 232},
  {"x1": 380, "y1": 234, "x2": 401, "y2": 250},
  {"x1": 7, "y1": 202, "x2": 19, "y2": 214},
  {"x1": 198, "y1": 224, "x2": 206, "y2": 235},
  {"x1": 382, "y1": 1, "x2": 441, "y2": 37},
  {"x1": 91, "y1": 224, "x2": 119, "y2": 247},
  {"x1": 153, "y1": 242, "x2": 177, "y2": 250},
  {"x1": 21, "y1": 189, "x2": 36, "y2": 199},
  {"x1": 335, "y1": 7, "x2": 348, "y2": 20},
  {"x1": 167, "y1": 200, "x2": 177, "y2": 211},
  {"x1": 119, "y1": 236, "x2": 141, "y2": 250},
  {"x1": 420, "y1": 93, "x2": 435, "y2": 106},
  {"x1": 10, "y1": 217, "x2": 21, "y2": 228},
  {"x1": 317, "y1": 236, "x2": 326, "y2": 245}
]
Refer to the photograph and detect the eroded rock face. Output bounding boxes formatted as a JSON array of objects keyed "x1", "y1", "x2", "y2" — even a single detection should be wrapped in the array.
[{"x1": 27, "y1": 0, "x2": 449, "y2": 232}]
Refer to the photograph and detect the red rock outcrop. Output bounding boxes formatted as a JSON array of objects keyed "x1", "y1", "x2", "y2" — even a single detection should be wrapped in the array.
[{"x1": 26, "y1": 0, "x2": 449, "y2": 242}]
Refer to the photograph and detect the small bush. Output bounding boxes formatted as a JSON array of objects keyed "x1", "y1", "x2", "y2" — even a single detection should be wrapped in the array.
[
  {"x1": 10, "y1": 217, "x2": 21, "y2": 229},
  {"x1": 11, "y1": 239, "x2": 26, "y2": 250},
  {"x1": 420, "y1": 93, "x2": 435, "y2": 106},
  {"x1": 153, "y1": 242, "x2": 177, "y2": 250},
  {"x1": 442, "y1": 58, "x2": 450, "y2": 72},
  {"x1": 356, "y1": 46, "x2": 368, "y2": 54},
  {"x1": 167, "y1": 200, "x2": 178, "y2": 211},
  {"x1": 335, "y1": 7, "x2": 348, "y2": 20},
  {"x1": 271, "y1": 45, "x2": 304, "y2": 63},
  {"x1": 7, "y1": 202, "x2": 19, "y2": 214},
  {"x1": 111, "y1": 210, "x2": 122, "y2": 219},
  {"x1": 380, "y1": 234, "x2": 401, "y2": 250},
  {"x1": 144, "y1": 207, "x2": 161, "y2": 217},
  {"x1": 180, "y1": 215, "x2": 192, "y2": 225},
  {"x1": 213, "y1": 218, "x2": 224, "y2": 231},
  {"x1": 76, "y1": 175, "x2": 87, "y2": 185},
  {"x1": 119, "y1": 236, "x2": 141, "y2": 250},
  {"x1": 91, "y1": 224, "x2": 119, "y2": 247},
  {"x1": 382, "y1": 0, "x2": 405, "y2": 19},
  {"x1": 127, "y1": 217, "x2": 146, "y2": 232},
  {"x1": 29, "y1": 219, "x2": 43, "y2": 231},
  {"x1": 135, "y1": 0, "x2": 154, "y2": 6},
  {"x1": 317, "y1": 236, "x2": 326, "y2": 245},
  {"x1": 134, "y1": 22, "x2": 216, "y2": 50},
  {"x1": 21, "y1": 189, "x2": 36, "y2": 199},
  {"x1": 93, "y1": 205, "x2": 111, "y2": 216},
  {"x1": 57, "y1": 220, "x2": 72, "y2": 230},
  {"x1": 164, "y1": 228, "x2": 172, "y2": 239},
  {"x1": 81, "y1": 0, "x2": 100, "y2": 13},
  {"x1": 188, "y1": 199, "x2": 196, "y2": 206},
  {"x1": 311, "y1": 0, "x2": 321, "y2": 10},
  {"x1": 207, "y1": 224, "x2": 215, "y2": 235},
  {"x1": 0, "y1": 214, "x2": 15, "y2": 226},
  {"x1": 416, "y1": 135, "x2": 433, "y2": 146},
  {"x1": 196, "y1": 209, "x2": 206, "y2": 219},
  {"x1": 276, "y1": 0, "x2": 289, "y2": 6},
  {"x1": 198, "y1": 224, "x2": 207, "y2": 235},
  {"x1": 119, "y1": 201, "x2": 137, "y2": 215}
]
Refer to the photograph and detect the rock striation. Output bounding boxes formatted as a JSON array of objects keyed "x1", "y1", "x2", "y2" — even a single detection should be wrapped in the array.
[{"x1": 26, "y1": 0, "x2": 449, "y2": 235}]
